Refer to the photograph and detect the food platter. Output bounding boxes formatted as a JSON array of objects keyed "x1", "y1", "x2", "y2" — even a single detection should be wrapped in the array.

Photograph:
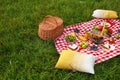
[{"x1": 55, "y1": 18, "x2": 120, "y2": 64}]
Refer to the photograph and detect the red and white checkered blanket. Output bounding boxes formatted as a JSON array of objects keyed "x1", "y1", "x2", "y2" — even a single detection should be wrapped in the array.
[{"x1": 54, "y1": 18, "x2": 120, "y2": 64}]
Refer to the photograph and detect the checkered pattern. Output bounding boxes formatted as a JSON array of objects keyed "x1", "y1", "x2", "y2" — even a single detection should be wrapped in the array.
[{"x1": 54, "y1": 18, "x2": 120, "y2": 64}]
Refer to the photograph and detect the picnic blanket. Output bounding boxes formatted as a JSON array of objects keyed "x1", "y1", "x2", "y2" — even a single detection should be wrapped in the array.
[{"x1": 54, "y1": 18, "x2": 120, "y2": 64}]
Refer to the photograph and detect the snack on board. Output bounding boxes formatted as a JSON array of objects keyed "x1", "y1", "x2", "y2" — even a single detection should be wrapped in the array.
[
  {"x1": 77, "y1": 31, "x2": 89, "y2": 41},
  {"x1": 65, "y1": 32, "x2": 76, "y2": 42},
  {"x1": 102, "y1": 43, "x2": 115, "y2": 50},
  {"x1": 68, "y1": 44, "x2": 78, "y2": 50},
  {"x1": 78, "y1": 36, "x2": 88, "y2": 41}
]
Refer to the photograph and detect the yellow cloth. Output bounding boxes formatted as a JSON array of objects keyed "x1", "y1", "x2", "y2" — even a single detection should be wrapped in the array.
[{"x1": 55, "y1": 50, "x2": 74, "y2": 69}]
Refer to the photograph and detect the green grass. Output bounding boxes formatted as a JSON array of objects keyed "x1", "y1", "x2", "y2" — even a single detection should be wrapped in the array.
[{"x1": 0, "y1": 0, "x2": 120, "y2": 80}]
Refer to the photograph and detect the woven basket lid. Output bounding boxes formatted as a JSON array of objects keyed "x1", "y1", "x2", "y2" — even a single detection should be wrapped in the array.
[
  {"x1": 38, "y1": 15, "x2": 64, "y2": 40},
  {"x1": 39, "y1": 22, "x2": 57, "y2": 31},
  {"x1": 39, "y1": 16, "x2": 63, "y2": 31}
]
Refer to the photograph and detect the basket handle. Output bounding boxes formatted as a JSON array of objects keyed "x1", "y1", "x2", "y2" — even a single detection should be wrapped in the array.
[
  {"x1": 43, "y1": 15, "x2": 58, "y2": 26},
  {"x1": 100, "y1": 22, "x2": 106, "y2": 37}
]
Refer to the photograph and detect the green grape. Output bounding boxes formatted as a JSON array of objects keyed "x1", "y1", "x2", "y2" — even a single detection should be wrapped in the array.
[{"x1": 65, "y1": 35, "x2": 76, "y2": 42}]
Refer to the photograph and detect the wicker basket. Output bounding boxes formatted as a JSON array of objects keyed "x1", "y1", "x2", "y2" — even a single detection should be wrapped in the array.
[{"x1": 38, "y1": 15, "x2": 64, "y2": 40}]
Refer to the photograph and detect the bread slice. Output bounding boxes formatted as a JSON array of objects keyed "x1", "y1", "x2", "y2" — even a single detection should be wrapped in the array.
[{"x1": 68, "y1": 44, "x2": 78, "y2": 50}]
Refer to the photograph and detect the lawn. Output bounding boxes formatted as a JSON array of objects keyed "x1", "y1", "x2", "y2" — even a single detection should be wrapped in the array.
[{"x1": 0, "y1": 0, "x2": 120, "y2": 80}]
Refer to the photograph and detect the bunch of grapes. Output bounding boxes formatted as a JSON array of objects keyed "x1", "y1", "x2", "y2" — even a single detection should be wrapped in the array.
[{"x1": 65, "y1": 35, "x2": 76, "y2": 42}]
